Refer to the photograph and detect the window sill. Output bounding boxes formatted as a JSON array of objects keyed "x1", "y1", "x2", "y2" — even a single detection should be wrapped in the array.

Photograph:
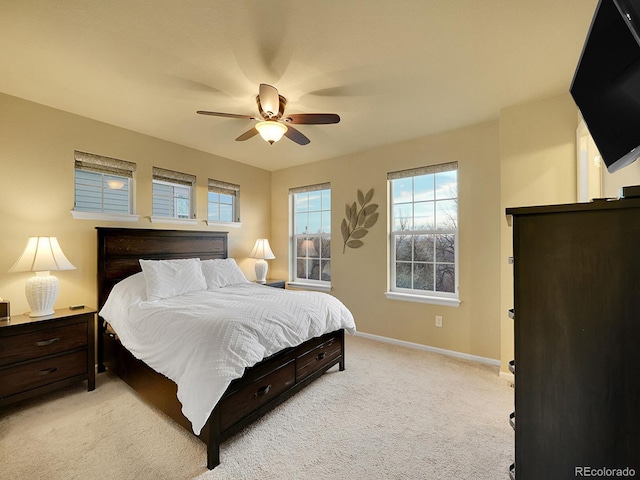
[
  {"x1": 148, "y1": 216, "x2": 199, "y2": 225},
  {"x1": 206, "y1": 220, "x2": 242, "y2": 229},
  {"x1": 384, "y1": 291, "x2": 461, "y2": 307},
  {"x1": 71, "y1": 210, "x2": 140, "y2": 222},
  {"x1": 287, "y1": 281, "x2": 332, "y2": 293}
]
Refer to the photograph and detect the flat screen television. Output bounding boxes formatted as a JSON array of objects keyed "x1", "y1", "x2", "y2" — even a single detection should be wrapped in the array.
[{"x1": 570, "y1": 0, "x2": 640, "y2": 173}]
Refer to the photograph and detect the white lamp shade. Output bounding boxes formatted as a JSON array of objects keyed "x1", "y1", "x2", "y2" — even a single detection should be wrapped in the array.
[
  {"x1": 250, "y1": 239, "x2": 275, "y2": 284},
  {"x1": 249, "y1": 239, "x2": 276, "y2": 260},
  {"x1": 255, "y1": 121, "x2": 287, "y2": 144},
  {"x1": 9, "y1": 237, "x2": 76, "y2": 273},
  {"x1": 9, "y1": 237, "x2": 76, "y2": 317}
]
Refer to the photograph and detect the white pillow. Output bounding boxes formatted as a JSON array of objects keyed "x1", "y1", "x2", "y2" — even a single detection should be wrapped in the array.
[
  {"x1": 201, "y1": 258, "x2": 249, "y2": 288},
  {"x1": 99, "y1": 272, "x2": 146, "y2": 322},
  {"x1": 139, "y1": 258, "x2": 207, "y2": 300}
]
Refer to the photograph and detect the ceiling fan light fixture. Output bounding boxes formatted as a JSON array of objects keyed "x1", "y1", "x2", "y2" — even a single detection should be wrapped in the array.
[{"x1": 256, "y1": 120, "x2": 287, "y2": 144}]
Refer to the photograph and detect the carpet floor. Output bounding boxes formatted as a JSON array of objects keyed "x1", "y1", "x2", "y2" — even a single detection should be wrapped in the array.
[{"x1": 0, "y1": 335, "x2": 514, "y2": 480}]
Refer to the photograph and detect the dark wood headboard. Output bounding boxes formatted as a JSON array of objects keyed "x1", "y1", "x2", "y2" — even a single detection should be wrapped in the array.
[{"x1": 96, "y1": 228, "x2": 228, "y2": 310}]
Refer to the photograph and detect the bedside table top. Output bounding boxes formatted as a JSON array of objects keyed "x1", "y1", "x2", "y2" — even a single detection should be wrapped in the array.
[
  {"x1": 255, "y1": 279, "x2": 287, "y2": 288},
  {"x1": 0, "y1": 307, "x2": 97, "y2": 329}
]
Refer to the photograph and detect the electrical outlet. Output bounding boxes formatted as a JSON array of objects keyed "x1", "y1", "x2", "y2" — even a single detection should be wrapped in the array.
[{"x1": 435, "y1": 315, "x2": 443, "y2": 327}]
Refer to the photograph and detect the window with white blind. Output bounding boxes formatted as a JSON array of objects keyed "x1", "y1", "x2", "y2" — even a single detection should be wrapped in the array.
[
  {"x1": 289, "y1": 183, "x2": 331, "y2": 290},
  {"x1": 151, "y1": 167, "x2": 196, "y2": 222},
  {"x1": 72, "y1": 150, "x2": 138, "y2": 221},
  {"x1": 207, "y1": 179, "x2": 240, "y2": 224},
  {"x1": 387, "y1": 162, "x2": 460, "y2": 306}
]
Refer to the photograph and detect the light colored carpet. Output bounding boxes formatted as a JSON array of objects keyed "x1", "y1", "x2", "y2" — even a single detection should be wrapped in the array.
[{"x1": 0, "y1": 335, "x2": 514, "y2": 480}]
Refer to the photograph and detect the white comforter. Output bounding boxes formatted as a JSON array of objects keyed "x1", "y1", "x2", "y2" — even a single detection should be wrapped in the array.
[{"x1": 100, "y1": 281, "x2": 356, "y2": 435}]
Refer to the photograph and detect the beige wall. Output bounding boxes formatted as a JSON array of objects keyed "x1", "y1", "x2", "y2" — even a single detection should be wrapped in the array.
[
  {"x1": 499, "y1": 93, "x2": 580, "y2": 372},
  {"x1": 273, "y1": 92, "x2": 580, "y2": 368},
  {"x1": 272, "y1": 121, "x2": 503, "y2": 361},
  {"x1": 1, "y1": 90, "x2": 582, "y2": 371},
  {"x1": 0, "y1": 92, "x2": 271, "y2": 315},
  {"x1": 603, "y1": 159, "x2": 640, "y2": 198}
]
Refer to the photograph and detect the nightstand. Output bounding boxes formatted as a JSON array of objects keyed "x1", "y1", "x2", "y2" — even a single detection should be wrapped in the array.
[
  {"x1": 0, "y1": 307, "x2": 96, "y2": 407},
  {"x1": 259, "y1": 279, "x2": 287, "y2": 289}
]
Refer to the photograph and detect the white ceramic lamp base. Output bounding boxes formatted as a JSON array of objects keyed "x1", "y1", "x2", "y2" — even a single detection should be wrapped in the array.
[
  {"x1": 254, "y1": 259, "x2": 269, "y2": 284},
  {"x1": 25, "y1": 271, "x2": 58, "y2": 317}
]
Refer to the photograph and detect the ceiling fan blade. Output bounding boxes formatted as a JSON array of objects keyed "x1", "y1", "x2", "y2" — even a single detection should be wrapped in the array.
[
  {"x1": 197, "y1": 110, "x2": 256, "y2": 120},
  {"x1": 284, "y1": 125, "x2": 310, "y2": 145},
  {"x1": 235, "y1": 127, "x2": 259, "y2": 141},
  {"x1": 259, "y1": 84, "x2": 279, "y2": 118},
  {"x1": 283, "y1": 113, "x2": 340, "y2": 125}
]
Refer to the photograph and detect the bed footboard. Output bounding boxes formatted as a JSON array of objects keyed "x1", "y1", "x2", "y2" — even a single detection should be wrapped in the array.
[{"x1": 100, "y1": 326, "x2": 345, "y2": 469}]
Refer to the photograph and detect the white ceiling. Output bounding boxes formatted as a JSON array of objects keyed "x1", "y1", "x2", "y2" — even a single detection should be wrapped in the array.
[{"x1": 0, "y1": 0, "x2": 598, "y2": 171}]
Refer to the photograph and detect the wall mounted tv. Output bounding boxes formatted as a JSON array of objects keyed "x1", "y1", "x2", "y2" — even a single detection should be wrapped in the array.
[{"x1": 570, "y1": 0, "x2": 640, "y2": 173}]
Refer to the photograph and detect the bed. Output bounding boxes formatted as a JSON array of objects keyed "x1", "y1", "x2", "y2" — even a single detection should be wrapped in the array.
[{"x1": 96, "y1": 227, "x2": 355, "y2": 469}]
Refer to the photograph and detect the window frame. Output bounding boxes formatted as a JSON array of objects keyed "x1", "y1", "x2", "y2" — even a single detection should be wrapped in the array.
[
  {"x1": 386, "y1": 162, "x2": 461, "y2": 307},
  {"x1": 207, "y1": 178, "x2": 241, "y2": 226},
  {"x1": 289, "y1": 183, "x2": 332, "y2": 291},
  {"x1": 150, "y1": 166, "x2": 197, "y2": 224},
  {"x1": 71, "y1": 150, "x2": 139, "y2": 222}
]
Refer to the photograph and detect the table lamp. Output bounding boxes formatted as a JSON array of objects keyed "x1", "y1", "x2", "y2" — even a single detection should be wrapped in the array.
[
  {"x1": 249, "y1": 239, "x2": 275, "y2": 284},
  {"x1": 9, "y1": 237, "x2": 76, "y2": 317}
]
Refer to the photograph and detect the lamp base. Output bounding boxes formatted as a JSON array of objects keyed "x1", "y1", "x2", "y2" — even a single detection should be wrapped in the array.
[
  {"x1": 25, "y1": 272, "x2": 58, "y2": 317},
  {"x1": 254, "y1": 259, "x2": 268, "y2": 284}
]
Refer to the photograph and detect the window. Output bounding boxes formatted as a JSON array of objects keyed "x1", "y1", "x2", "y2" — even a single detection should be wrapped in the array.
[
  {"x1": 72, "y1": 150, "x2": 136, "y2": 218},
  {"x1": 388, "y1": 162, "x2": 459, "y2": 306},
  {"x1": 207, "y1": 179, "x2": 240, "y2": 223},
  {"x1": 290, "y1": 183, "x2": 331, "y2": 287},
  {"x1": 151, "y1": 167, "x2": 196, "y2": 221}
]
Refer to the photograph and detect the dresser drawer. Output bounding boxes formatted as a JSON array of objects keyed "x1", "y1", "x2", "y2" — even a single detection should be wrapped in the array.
[
  {"x1": 0, "y1": 322, "x2": 88, "y2": 367},
  {"x1": 296, "y1": 335, "x2": 342, "y2": 382},
  {"x1": 218, "y1": 359, "x2": 295, "y2": 431},
  {"x1": 0, "y1": 350, "x2": 88, "y2": 398}
]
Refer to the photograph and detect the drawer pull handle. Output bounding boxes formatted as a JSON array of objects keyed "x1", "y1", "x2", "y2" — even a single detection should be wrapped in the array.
[
  {"x1": 35, "y1": 337, "x2": 60, "y2": 347},
  {"x1": 35, "y1": 367, "x2": 58, "y2": 376},
  {"x1": 316, "y1": 352, "x2": 327, "y2": 361},
  {"x1": 254, "y1": 384, "x2": 271, "y2": 398}
]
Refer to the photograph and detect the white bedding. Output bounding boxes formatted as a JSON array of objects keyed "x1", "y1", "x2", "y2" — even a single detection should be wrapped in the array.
[{"x1": 99, "y1": 277, "x2": 356, "y2": 435}]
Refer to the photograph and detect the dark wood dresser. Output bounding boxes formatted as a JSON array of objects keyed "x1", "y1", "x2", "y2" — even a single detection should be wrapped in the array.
[
  {"x1": 506, "y1": 199, "x2": 640, "y2": 479},
  {"x1": 0, "y1": 307, "x2": 96, "y2": 407}
]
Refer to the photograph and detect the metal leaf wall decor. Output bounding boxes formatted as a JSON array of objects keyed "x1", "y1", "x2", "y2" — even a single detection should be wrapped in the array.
[{"x1": 341, "y1": 188, "x2": 379, "y2": 253}]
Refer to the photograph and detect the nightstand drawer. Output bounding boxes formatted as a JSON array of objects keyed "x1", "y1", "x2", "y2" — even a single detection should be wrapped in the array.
[
  {"x1": 0, "y1": 322, "x2": 88, "y2": 367},
  {"x1": 296, "y1": 335, "x2": 342, "y2": 382},
  {"x1": 0, "y1": 350, "x2": 87, "y2": 398},
  {"x1": 218, "y1": 359, "x2": 295, "y2": 431}
]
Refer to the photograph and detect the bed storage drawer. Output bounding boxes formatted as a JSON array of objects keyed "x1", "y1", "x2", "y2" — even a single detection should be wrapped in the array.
[
  {"x1": 218, "y1": 359, "x2": 296, "y2": 431},
  {"x1": 0, "y1": 322, "x2": 87, "y2": 367},
  {"x1": 0, "y1": 350, "x2": 87, "y2": 398},
  {"x1": 296, "y1": 334, "x2": 342, "y2": 382}
]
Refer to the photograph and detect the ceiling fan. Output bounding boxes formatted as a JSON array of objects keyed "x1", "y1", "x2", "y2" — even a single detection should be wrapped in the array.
[{"x1": 197, "y1": 84, "x2": 340, "y2": 145}]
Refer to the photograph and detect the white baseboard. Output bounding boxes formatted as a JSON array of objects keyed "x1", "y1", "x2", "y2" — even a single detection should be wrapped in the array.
[
  {"x1": 354, "y1": 331, "x2": 501, "y2": 367},
  {"x1": 499, "y1": 371, "x2": 515, "y2": 385}
]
